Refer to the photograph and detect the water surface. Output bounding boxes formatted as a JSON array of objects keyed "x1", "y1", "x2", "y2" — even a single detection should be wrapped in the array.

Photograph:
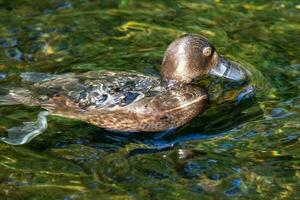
[{"x1": 0, "y1": 0, "x2": 299, "y2": 199}]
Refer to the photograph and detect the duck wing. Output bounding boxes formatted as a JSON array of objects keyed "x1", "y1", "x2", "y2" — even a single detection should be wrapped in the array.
[
  {"x1": 82, "y1": 85, "x2": 208, "y2": 132},
  {"x1": 22, "y1": 71, "x2": 160, "y2": 109}
]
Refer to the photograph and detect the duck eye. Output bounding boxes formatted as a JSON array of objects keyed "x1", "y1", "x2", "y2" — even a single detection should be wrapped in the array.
[{"x1": 203, "y1": 47, "x2": 212, "y2": 56}]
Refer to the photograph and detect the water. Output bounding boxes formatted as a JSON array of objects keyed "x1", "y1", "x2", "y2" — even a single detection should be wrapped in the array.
[{"x1": 0, "y1": 0, "x2": 299, "y2": 199}]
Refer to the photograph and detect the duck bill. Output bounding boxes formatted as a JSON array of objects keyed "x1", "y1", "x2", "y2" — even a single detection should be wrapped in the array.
[{"x1": 209, "y1": 55, "x2": 247, "y2": 81}]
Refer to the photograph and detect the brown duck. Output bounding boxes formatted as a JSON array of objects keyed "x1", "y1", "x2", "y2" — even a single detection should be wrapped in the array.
[{"x1": 0, "y1": 34, "x2": 247, "y2": 145}]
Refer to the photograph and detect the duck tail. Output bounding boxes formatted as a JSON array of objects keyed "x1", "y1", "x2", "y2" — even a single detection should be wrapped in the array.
[
  {"x1": 0, "y1": 94, "x2": 19, "y2": 105},
  {"x1": 20, "y1": 72, "x2": 52, "y2": 83},
  {"x1": 0, "y1": 88, "x2": 35, "y2": 106}
]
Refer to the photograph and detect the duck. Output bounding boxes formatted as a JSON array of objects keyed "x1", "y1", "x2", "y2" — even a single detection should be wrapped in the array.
[{"x1": 0, "y1": 34, "x2": 247, "y2": 145}]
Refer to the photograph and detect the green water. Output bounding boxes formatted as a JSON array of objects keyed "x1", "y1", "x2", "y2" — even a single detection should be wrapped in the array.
[{"x1": 0, "y1": 0, "x2": 299, "y2": 199}]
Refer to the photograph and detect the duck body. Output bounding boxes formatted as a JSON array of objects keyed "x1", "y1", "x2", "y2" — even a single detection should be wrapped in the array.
[{"x1": 12, "y1": 71, "x2": 207, "y2": 132}]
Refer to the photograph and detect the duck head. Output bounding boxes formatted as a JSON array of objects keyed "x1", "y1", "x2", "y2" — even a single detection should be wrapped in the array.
[{"x1": 161, "y1": 34, "x2": 247, "y2": 83}]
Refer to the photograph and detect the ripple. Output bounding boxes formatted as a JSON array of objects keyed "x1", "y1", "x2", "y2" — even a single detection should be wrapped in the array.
[{"x1": 0, "y1": 0, "x2": 299, "y2": 199}]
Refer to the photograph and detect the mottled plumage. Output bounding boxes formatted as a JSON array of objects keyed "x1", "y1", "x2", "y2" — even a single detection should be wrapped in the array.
[{"x1": 13, "y1": 71, "x2": 207, "y2": 132}]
